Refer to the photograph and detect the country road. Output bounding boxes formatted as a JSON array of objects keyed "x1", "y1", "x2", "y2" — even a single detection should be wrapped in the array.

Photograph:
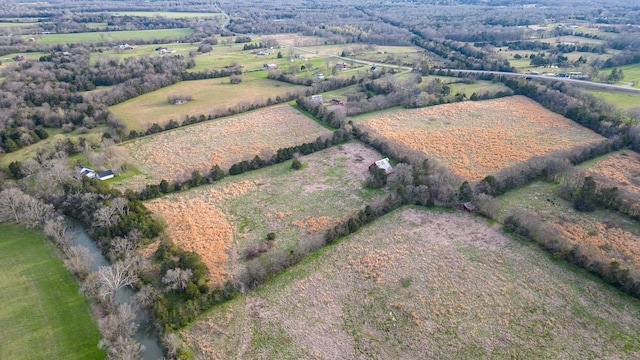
[
  {"x1": 292, "y1": 45, "x2": 639, "y2": 94},
  {"x1": 445, "y1": 69, "x2": 640, "y2": 94}
]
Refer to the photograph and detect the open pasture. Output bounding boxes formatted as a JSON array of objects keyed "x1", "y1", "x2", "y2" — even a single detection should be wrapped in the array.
[
  {"x1": 109, "y1": 76, "x2": 305, "y2": 131},
  {"x1": 0, "y1": 224, "x2": 104, "y2": 359},
  {"x1": 25, "y1": 28, "x2": 194, "y2": 45},
  {"x1": 601, "y1": 63, "x2": 640, "y2": 88},
  {"x1": 119, "y1": 105, "x2": 333, "y2": 187},
  {"x1": 498, "y1": 180, "x2": 640, "y2": 274},
  {"x1": 587, "y1": 150, "x2": 640, "y2": 195},
  {"x1": 92, "y1": 42, "x2": 199, "y2": 59},
  {"x1": 145, "y1": 142, "x2": 388, "y2": 285},
  {"x1": 179, "y1": 207, "x2": 640, "y2": 359},
  {"x1": 586, "y1": 89, "x2": 640, "y2": 111},
  {"x1": 352, "y1": 96, "x2": 604, "y2": 180}
]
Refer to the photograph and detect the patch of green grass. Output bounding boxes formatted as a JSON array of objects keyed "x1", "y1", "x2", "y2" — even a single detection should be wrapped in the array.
[
  {"x1": 0, "y1": 224, "x2": 104, "y2": 359},
  {"x1": 600, "y1": 63, "x2": 640, "y2": 88},
  {"x1": 26, "y1": 28, "x2": 195, "y2": 45},
  {"x1": 586, "y1": 89, "x2": 640, "y2": 111},
  {"x1": 0, "y1": 128, "x2": 106, "y2": 168},
  {"x1": 91, "y1": 42, "x2": 198, "y2": 60},
  {"x1": 109, "y1": 77, "x2": 304, "y2": 131}
]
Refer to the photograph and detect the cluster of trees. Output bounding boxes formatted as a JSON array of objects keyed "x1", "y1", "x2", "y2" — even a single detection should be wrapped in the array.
[{"x1": 503, "y1": 208, "x2": 640, "y2": 298}]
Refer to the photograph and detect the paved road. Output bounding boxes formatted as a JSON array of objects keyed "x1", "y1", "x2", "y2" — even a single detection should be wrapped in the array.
[
  {"x1": 289, "y1": 46, "x2": 639, "y2": 94},
  {"x1": 445, "y1": 69, "x2": 640, "y2": 94},
  {"x1": 214, "y1": 3, "x2": 230, "y2": 31}
]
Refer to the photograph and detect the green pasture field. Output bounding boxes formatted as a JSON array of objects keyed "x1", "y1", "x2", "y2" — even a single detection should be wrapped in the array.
[
  {"x1": 601, "y1": 63, "x2": 640, "y2": 88},
  {"x1": 180, "y1": 207, "x2": 640, "y2": 359},
  {"x1": 112, "y1": 11, "x2": 223, "y2": 19},
  {"x1": 0, "y1": 224, "x2": 104, "y2": 359},
  {"x1": 422, "y1": 75, "x2": 511, "y2": 96},
  {"x1": 92, "y1": 42, "x2": 199, "y2": 60},
  {"x1": 0, "y1": 22, "x2": 34, "y2": 27},
  {"x1": 109, "y1": 76, "x2": 305, "y2": 131},
  {"x1": 586, "y1": 89, "x2": 640, "y2": 111},
  {"x1": 26, "y1": 28, "x2": 194, "y2": 45},
  {"x1": 0, "y1": 128, "x2": 106, "y2": 168},
  {"x1": 0, "y1": 52, "x2": 45, "y2": 68}
]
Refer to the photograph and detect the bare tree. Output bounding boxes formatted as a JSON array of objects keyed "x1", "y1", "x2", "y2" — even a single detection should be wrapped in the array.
[
  {"x1": 0, "y1": 188, "x2": 26, "y2": 223},
  {"x1": 94, "y1": 206, "x2": 118, "y2": 228},
  {"x1": 162, "y1": 333, "x2": 182, "y2": 359},
  {"x1": 162, "y1": 268, "x2": 193, "y2": 292},
  {"x1": 111, "y1": 197, "x2": 129, "y2": 216},
  {"x1": 98, "y1": 303, "x2": 144, "y2": 360},
  {"x1": 96, "y1": 260, "x2": 139, "y2": 305},
  {"x1": 20, "y1": 158, "x2": 42, "y2": 177},
  {"x1": 63, "y1": 245, "x2": 94, "y2": 280},
  {"x1": 44, "y1": 217, "x2": 73, "y2": 247}
]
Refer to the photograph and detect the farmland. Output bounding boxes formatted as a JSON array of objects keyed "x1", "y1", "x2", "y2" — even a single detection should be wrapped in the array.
[
  {"x1": 0, "y1": 224, "x2": 104, "y2": 359},
  {"x1": 587, "y1": 150, "x2": 640, "y2": 195},
  {"x1": 586, "y1": 89, "x2": 640, "y2": 111},
  {"x1": 352, "y1": 96, "x2": 604, "y2": 180},
  {"x1": 26, "y1": 28, "x2": 194, "y2": 44},
  {"x1": 117, "y1": 105, "x2": 333, "y2": 188},
  {"x1": 497, "y1": 150, "x2": 640, "y2": 277},
  {"x1": 109, "y1": 76, "x2": 306, "y2": 131},
  {"x1": 179, "y1": 207, "x2": 640, "y2": 359},
  {"x1": 145, "y1": 142, "x2": 389, "y2": 285}
]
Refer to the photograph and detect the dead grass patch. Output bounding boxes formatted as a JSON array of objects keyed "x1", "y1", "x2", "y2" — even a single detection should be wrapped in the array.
[
  {"x1": 145, "y1": 198, "x2": 233, "y2": 286},
  {"x1": 120, "y1": 105, "x2": 333, "y2": 188},
  {"x1": 588, "y1": 150, "x2": 640, "y2": 194},
  {"x1": 355, "y1": 96, "x2": 604, "y2": 180},
  {"x1": 180, "y1": 208, "x2": 640, "y2": 359}
]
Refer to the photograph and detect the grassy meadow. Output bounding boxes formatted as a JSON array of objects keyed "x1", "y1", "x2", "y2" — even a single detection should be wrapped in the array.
[
  {"x1": 109, "y1": 76, "x2": 305, "y2": 131},
  {"x1": 179, "y1": 207, "x2": 640, "y2": 359},
  {"x1": 601, "y1": 63, "x2": 640, "y2": 88},
  {"x1": 145, "y1": 142, "x2": 389, "y2": 284},
  {"x1": 0, "y1": 224, "x2": 104, "y2": 359},
  {"x1": 26, "y1": 28, "x2": 194, "y2": 44},
  {"x1": 586, "y1": 89, "x2": 640, "y2": 111}
]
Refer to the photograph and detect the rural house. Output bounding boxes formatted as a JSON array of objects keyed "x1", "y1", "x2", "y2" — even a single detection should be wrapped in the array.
[{"x1": 77, "y1": 166, "x2": 115, "y2": 181}]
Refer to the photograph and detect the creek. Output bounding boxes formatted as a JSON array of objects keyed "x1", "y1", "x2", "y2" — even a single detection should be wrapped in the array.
[{"x1": 69, "y1": 221, "x2": 164, "y2": 360}]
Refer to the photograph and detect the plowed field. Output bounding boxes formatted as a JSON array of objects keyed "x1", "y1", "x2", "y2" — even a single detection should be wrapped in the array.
[{"x1": 354, "y1": 96, "x2": 604, "y2": 180}]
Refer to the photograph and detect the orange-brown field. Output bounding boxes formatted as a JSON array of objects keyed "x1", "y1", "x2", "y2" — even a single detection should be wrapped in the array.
[
  {"x1": 117, "y1": 105, "x2": 333, "y2": 188},
  {"x1": 353, "y1": 96, "x2": 604, "y2": 180},
  {"x1": 588, "y1": 150, "x2": 640, "y2": 195},
  {"x1": 143, "y1": 143, "x2": 389, "y2": 285},
  {"x1": 144, "y1": 180, "x2": 259, "y2": 286}
]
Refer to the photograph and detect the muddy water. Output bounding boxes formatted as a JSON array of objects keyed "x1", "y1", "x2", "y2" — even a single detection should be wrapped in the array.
[{"x1": 69, "y1": 221, "x2": 164, "y2": 360}]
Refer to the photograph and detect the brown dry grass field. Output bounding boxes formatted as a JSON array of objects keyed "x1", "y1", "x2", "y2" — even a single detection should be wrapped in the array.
[
  {"x1": 498, "y1": 167, "x2": 640, "y2": 279},
  {"x1": 179, "y1": 208, "x2": 640, "y2": 359},
  {"x1": 114, "y1": 105, "x2": 333, "y2": 189},
  {"x1": 352, "y1": 96, "x2": 605, "y2": 180},
  {"x1": 144, "y1": 142, "x2": 389, "y2": 286},
  {"x1": 587, "y1": 150, "x2": 640, "y2": 195},
  {"x1": 109, "y1": 77, "x2": 305, "y2": 131}
]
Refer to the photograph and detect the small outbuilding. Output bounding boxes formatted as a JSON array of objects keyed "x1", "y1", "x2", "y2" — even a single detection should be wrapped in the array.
[
  {"x1": 457, "y1": 202, "x2": 476, "y2": 212},
  {"x1": 369, "y1": 158, "x2": 394, "y2": 175}
]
